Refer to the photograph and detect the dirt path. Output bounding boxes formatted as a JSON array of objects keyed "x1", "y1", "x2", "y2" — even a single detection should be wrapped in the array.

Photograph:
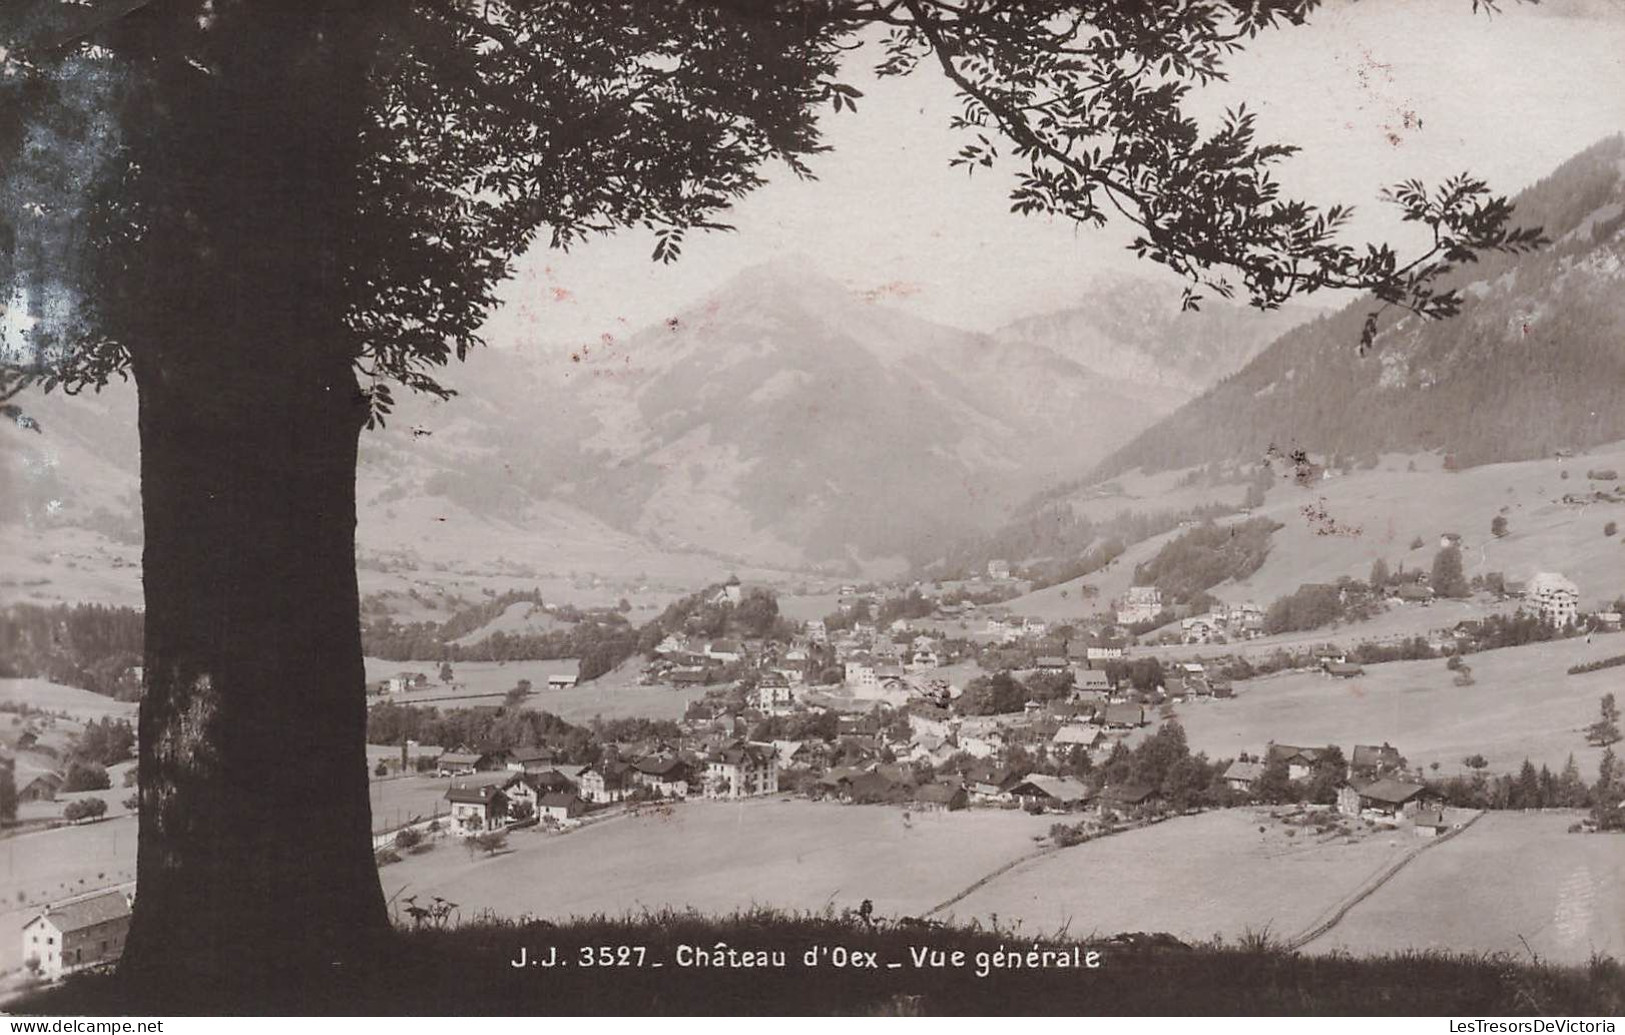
[{"x1": 1285, "y1": 811, "x2": 1484, "y2": 951}]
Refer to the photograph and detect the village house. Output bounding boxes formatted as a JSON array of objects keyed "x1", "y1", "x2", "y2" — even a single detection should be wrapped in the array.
[
  {"x1": 1010, "y1": 774, "x2": 1094, "y2": 811},
  {"x1": 546, "y1": 673, "x2": 578, "y2": 690},
  {"x1": 1267, "y1": 744, "x2": 1333, "y2": 782},
  {"x1": 965, "y1": 764, "x2": 1025, "y2": 802},
  {"x1": 1412, "y1": 808, "x2": 1452, "y2": 838},
  {"x1": 1050, "y1": 724, "x2": 1105, "y2": 754},
  {"x1": 911, "y1": 781, "x2": 969, "y2": 812},
  {"x1": 1099, "y1": 703, "x2": 1146, "y2": 730},
  {"x1": 705, "y1": 639, "x2": 744, "y2": 664},
  {"x1": 1349, "y1": 743, "x2": 1407, "y2": 779},
  {"x1": 907, "y1": 649, "x2": 941, "y2": 670},
  {"x1": 1033, "y1": 655, "x2": 1069, "y2": 672},
  {"x1": 1221, "y1": 760, "x2": 1266, "y2": 794},
  {"x1": 710, "y1": 578, "x2": 744, "y2": 607},
  {"x1": 631, "y1": 756, "x2": 692, "y2": 798},
  {"x1": 1181, "y1": 616, "x2": 1218, "y2": 644},
  {"x1": 506, "y1": 747, "x2": 558, "y2": 774},
  {"x1": 436, "y1": 749, "x2": 503, "y2": 776},
  {"x1": 19, "y1": 771, "x2": 62, "y2": 803},
  {"x1": 987, "y1": 559, "x2": 1011, "y2": 580},
  {"x1": 752, "y1": 671, "x2": 795, "y2": 714},
  {"x1": 1100, "y1": 783, "x2": 1161, "y2": 813},
  {"x1": 446, "y1": 781, "x2": 509, "y2": 833},
  {"x1": 21, "y1": 889, "x2": 133, "y2": 981},
  {"x1": 1086, "y1": 645, "x2": 1126, "y2": 663},
  {"x1": 1322, "y1": 660, "x2": 1365, "y2": 679},
  {"x1": 843, "y1": 659, "x2": 878, "y2": 693},
  {"x1": 383, "y1": 671, "x2": 429, "y2": 695},
  {"x1": 1337, "y1": 778, "x2": 1430, "y2": 820},
  {"x1": 536, "y1": 792, "x2": 585, "y2": 824},
  {"x1": 1073, "y1": 669, "x2": 1113, "y2": 696},
  {"x1": 705, "y1": 744, "x2": 779, "y2": 799},
  {"x1": 1528, "y1": 572, "x2": 1580, "y2": 627},
  {"x1": 1394, "y1": 583, "x2": 1435, "y2": 605},
  {"x1": 1116, "y1": 586, "x2": 1164, "y2": 626},
  {"x1": 579, "y1": 760, "x2": 634, "y2": 803}
]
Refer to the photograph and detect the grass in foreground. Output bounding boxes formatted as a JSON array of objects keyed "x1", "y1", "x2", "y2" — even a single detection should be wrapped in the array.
[{"x1": 16, "y1": 908, "x2": 1625, "y2": 1016}]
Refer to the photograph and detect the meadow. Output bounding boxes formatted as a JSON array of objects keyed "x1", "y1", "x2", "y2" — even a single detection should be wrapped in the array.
[
  {"x1": 1309, "y1": 811, "x2": 1625, "y2": 963},
  {"x1": 363, "y1": 657, "x2": 707, "y2": 723},
  {"x1": 378, "y1": 797, "x2": 1054, "y2": 923},
  {"x1": 1165, "y1": 635, "x2": 1624, "y2": 778}
]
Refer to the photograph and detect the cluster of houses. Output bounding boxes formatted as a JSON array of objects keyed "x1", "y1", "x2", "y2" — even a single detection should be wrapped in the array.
[
  {"x1": 1221, "y1": 741, "x2": 1453, "y2": 836},
  {"x1": 427, "y1": 739, "x2": 783, "y2": 836}
]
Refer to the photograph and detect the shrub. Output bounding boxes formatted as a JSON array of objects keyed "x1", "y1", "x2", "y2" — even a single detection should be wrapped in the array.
[
  {"x1": 1587, "y1": 469, "x2": 1618, "y2": 481},
  {"x1": 62, "y1": 762, "x2": 111, "y2": 793},
  {"x1": 122, "y1": 795, "x2": 139, "y2": 812},
  {"x1": 374, "y1": 848, "x2": 401, "y2": 867},
  {"x1": 1606, "y1": 522, "x2": 1618, "y2": 538},
  {"x1": 393, "y1": 826, "x2": 424, "y2": 851},
  {"x1": 63, "y1": 797, "x2": 108, "y2": 823}
]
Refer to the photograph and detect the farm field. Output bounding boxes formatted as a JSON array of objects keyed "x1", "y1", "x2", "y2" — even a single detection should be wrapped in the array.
[
  {"x1": 0, "y1": 817, "x2": 137, "y2": 978},
  {"x1": 1164, "y1": 635, "x2": 1625, "y2": 778},
  {"x1": 948, "y1": 808, "x2": 1415, "y2": 944},
  {"x1": 378, "y1": 798, "x2": 1053, "y2": 923},
  {"x1": 0, "y1": 678, "x2": 137, "y2": 722},
  {"x1": 364, "y1": 657, "x2": 706, "y2": 723},
  {"x1": 1309, "y1": 811, "x2": 1625, "y2": 963}
]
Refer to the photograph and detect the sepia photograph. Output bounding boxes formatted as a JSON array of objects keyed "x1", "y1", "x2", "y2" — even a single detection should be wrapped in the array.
[{"x1": 0, "y1": 0, "x2": 1623, "y2": 1021}]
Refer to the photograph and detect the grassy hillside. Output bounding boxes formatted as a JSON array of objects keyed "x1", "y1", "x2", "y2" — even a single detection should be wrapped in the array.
[{"x1": 1162, "y1": 634, "x2": 1624, "y2": 777}]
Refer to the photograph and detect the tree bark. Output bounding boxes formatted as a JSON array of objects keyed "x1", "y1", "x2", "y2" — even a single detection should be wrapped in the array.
[
  {"x1": 123, "y1": 357, "x2": 388, "y2": 985},
  {"x1": 105, "y1": 2, "x2": 394, "y2": 988}
]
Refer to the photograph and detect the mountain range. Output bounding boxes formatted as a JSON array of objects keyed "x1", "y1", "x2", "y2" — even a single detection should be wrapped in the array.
[{"x1": 1, "y1": 262, "x2": 1310, "y2": 577}]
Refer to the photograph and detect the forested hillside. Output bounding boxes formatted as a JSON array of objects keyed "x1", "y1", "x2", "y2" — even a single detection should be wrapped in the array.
[{"x1": 1095, "y1": 135, "x2": 1625, "y2": 477}]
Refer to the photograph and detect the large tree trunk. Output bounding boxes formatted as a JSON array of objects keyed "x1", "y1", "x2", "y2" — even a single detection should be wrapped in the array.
[
  {"x1": 107, "y1": 2, "x2": 393, "y2": 988},
  {"x1": 123, "y1": 357, "x2": 389, "y2": 984}
]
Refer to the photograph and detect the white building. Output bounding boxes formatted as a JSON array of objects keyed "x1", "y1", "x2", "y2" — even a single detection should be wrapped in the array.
[
  {"x1": 1528, "y1": 572, "x2": 1580, "y2": 627},
  {"x1": 21, "y1": 890, "x2": 133, "y2": 981},
  {"x1": 1116, "y1": 586, "x2": 1163, "y2": 626}
]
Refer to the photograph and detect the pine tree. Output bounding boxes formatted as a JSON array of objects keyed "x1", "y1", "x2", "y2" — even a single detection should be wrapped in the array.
[{"x1": 1586, "y1": 693, "x2": 1622, "y2": 747}]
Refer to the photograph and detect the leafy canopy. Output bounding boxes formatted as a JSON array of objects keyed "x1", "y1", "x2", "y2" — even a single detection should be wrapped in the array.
[{"x1": 1, "y1": 0, "x2": 1544, "y2": 423}]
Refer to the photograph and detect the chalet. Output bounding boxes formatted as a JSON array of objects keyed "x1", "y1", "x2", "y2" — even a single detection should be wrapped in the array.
[
  {"x1": 1099, "y1": 703, "x2": 1146, "y2": 730},
  {"x1": 670, "y1": 668, "x2": 710, "y2": 688},
  {"x1": 1221, "y1": 760, "x2": 1265, "y2": 793},
  {"x1": 21, "y1": 889, "x2": 133, "y2": 981},
  {"x1": 705, "y1": 744, "x2": 778, "y2": 799},
  {"x1": 770, "y1": 740, "x2": 815, "y2": 769},
  {"x1": 436, "y1": 750, "x2": 500, "y2": 776},
  {"x1": 710, "y1": 578, "x2": 744, "y2": 607},
  {"x1": 843, "y1": 660, "x2": 878, "y2": 692},
  {"x1": 1349, "y1": 743, "x2": 1406, "y2": 778},
  {"x1": 908, "y1": 649, "x2": 941, "y2": 670},
  {"x1": 987, "y1": 559, "x2": 1011, "y2": 580},
  {"x1": 1181, "y1": 616, "x2": 1218, "y2": 644},
  {"x1": 1267, "y1": 744, "x2": 1332, "y2": 782},
  {"x1": 1338, "y1": 778, "x2": 1429, "y2": 819},
  {"x1": 1050, "y1": 725, "x2": 1105, "y2": 752},
  {"x1": 507, "y1": 747, "x2": 558, "y2": 774},
  {"x1": 579, "y1": 760, "x2": 634, "y2": 803},
  {"x1": 911, "y1": 781, "x2": 968, "y2": 812},
  {"x1": 965, "y1": 765, "x2": 1024, "y2": 802},
  {"x1": 1034, "y1": 656, "x2": 1069, "y2": 672},
  {"x1": 19, "y1": 771, "x2": 62, "y2": 803},
  {"x1": 1322, "y1": 661, "x2": 1365, "y2": 679},
  {"x1": 546, "y1": 673, "x2": 578, "y2": 690},
  {"x1": 705, "y1": 640, "x2": 743, "y2": 664},
  {"x1": 632, "y1": 756, "x2": 691, "y2": 798},
  {"x1": 1209, "y1": 680, "x2": 1235, "y2": 699},
  {"x1": 446, "y1": 781, "x2": 508, "y2": 833},
  {"x1": 1073, "y1": 670, "x2": 1112, "y2": 695},
  {"x1": 1010, "y1": 775, "x2": 1094, "y2": 810},
  {"x1": 536, "y1": 792, "x2": 585, "y2": 824},
  {"x1": 523, "y1": 767, "x2": 578, "y2": 796},
  {"x1": 1394, "y1": 583, "x2": 1434, "y2": 604},
  {"x1": 1100, "y1": 784, "x2": 1160, "y2": 811},
  {"x1": 1086, "y1": 646, "x2": 1126, "y2": 663}
]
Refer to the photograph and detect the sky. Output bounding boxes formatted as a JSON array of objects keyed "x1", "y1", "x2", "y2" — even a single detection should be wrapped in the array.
[{"x1": 482, "y1": 0, "x2": 1625, "y2": 360}]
